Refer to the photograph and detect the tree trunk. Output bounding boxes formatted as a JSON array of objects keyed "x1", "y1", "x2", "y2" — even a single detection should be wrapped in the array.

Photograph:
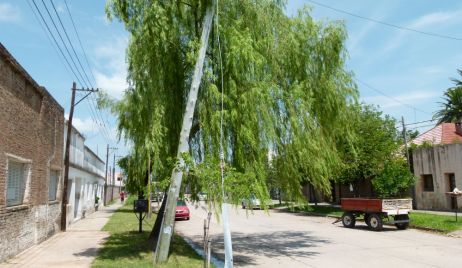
[
  {"x1": 154, "y1": 2, "x2": 215, "y2": 263},
  {"x1": 148, "y1": 192, "x2": 168, "y2": 247}
]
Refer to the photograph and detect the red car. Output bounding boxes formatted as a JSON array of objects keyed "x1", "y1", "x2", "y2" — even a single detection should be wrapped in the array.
[{"x1": 175, "y1": 200, "x2": 190, "y2": 220}]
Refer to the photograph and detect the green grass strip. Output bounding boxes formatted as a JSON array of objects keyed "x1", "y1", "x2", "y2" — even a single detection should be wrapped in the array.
[{"x1": 92, "y1": 197, "x2": 205, "y2": 268}]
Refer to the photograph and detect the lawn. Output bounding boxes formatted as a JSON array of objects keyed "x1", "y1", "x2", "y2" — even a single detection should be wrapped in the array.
[
  {"x1": 409, "y1": 212, "x2": 462, "y2": 233},
  {"x1": 285, "y1": 204, "x2": 462, "y2": 233},
  {"x1": 92, "y1": 197, "x2": 205, "y2": 268}
]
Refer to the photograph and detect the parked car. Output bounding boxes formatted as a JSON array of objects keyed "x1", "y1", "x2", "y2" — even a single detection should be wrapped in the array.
[
  {"x1": 175, "y1": 200, "x2": 190, "y2": 220},
  {"x1": 198, "y1": 192, "x2": 207, "y2": 201},
  {"x1": 241, "y1": 195, "x2": 262, "y2": 209},
  {"x1": 151, "y1": 191, "x2": 164, "y2": 202}
]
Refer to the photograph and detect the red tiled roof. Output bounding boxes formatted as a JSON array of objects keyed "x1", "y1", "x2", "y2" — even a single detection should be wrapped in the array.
[
  {"x1": 411, "y1": 123, "x2": 462, "y2": 145},
  {"x1": 441, "y1": 123, "x2": 462, "y2": 144}
]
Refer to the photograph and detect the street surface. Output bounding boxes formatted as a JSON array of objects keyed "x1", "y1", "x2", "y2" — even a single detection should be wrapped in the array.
[{"x1": 175, "y1": 202, "x2": 462, "y2": 268}]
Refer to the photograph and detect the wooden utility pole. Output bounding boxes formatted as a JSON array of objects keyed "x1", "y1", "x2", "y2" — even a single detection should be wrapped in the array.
[
  {"x1": 111, "y1": 152, "x2": 116, "y2": 202},
  {"x1": 401, "y1": 116, "x2": 410, "y2": 170},
  {"x1": 61, "y1": 82, "x2": 98, "y2": 231},
  {"x1": 154, "y1": 2, "x2": 215, "y2": 263},
  {"x1": 104, "y1": 144, "x2": 109, "y2": 206},
  {"x1": 402, "y1": 116, "x2": 416, "y2": 209},
  {"x1": 111, "y1": 152, "x2": 117, "y2": 201}
]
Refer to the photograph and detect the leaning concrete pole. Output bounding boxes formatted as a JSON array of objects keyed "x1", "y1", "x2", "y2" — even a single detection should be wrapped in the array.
[{"x1": 154, "y1": 2, "x2": 215, "y2": 263}]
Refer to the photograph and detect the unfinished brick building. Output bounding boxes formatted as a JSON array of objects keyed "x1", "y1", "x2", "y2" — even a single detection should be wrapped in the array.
[{"x1": 0, "y1": 43, "x2": 64, "y2": 261}]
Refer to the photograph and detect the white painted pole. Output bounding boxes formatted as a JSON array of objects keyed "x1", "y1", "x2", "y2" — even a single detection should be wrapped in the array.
[{"x1": 222, "y1": 203, "x2": 233, "y2": 268}]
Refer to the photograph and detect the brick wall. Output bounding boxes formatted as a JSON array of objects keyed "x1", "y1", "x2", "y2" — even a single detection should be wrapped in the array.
[{"x1": 0, "y1": 44, "x2": 64, "y2": 261}]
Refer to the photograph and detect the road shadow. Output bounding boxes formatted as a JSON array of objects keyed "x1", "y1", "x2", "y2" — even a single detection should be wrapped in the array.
[
  {"x1": 210, "y1": 231, "x2": 329, "y2": 266},
  {"x1": 335, "y1": 224, "x2": 400, "y2": 232},
  {"x1": 73, "y1": 247, "x2": 100, "y2": 257}
]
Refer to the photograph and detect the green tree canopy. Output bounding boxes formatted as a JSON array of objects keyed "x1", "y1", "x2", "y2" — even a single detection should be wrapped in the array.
[
  {"x1": 338, "y1": 104, "x2": 399, "y2": 183},
  {"x1": 335, "y1": 103, "x2": 415, "y2": 198},
  {"x1": 104, "y1": 0, "x2": 358, "y2": 206}
]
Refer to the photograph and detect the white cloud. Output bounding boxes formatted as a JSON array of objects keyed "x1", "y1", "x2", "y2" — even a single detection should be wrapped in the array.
[
  {"x1": 361, "y1": 90, "x2": 441, "y2": 108},
  {"x1": 65, "y1": 114, "x2": 100, "y2": 134},
  {"x1": 409, "y1": 10, "x2": 462, "y2": 29},
  {"x1": 364, "y1": 9, "x2": 462, "y2": 65},
  {"x1": 0, "y1": 3, "x2": 20, "y2": 23},
  {"x1": 347, "y1": 2, "x2": 398, "y2": 58},
  {"x1": 419, "y1": 65, "x2": 446, "y2": 76},
  {"x1": 93, "y1": 37, "x2": 128, "y2": 99}
]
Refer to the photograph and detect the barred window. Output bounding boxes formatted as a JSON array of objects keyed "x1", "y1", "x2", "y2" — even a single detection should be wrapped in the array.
[
  {"x1": 49, "y1": 170, "x2": 59, "y2": 201},
  {"x1": 7, "y1": 161, "x2": 27, "y2": 206}
]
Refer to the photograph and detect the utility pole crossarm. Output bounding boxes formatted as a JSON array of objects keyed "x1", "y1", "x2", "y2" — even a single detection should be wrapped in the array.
[{"x1": 74, "y1": 88, "x2": 99, "y2": 107}]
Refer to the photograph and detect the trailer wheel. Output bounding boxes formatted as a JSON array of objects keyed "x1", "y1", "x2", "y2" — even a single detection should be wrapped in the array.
[
  {"x1": 364, "y1": 213, "x2": 371, "y2": 227},
  {"x1": 368, "y1": 213, "x2": 383, "y2": 231},
  {"x1": 342, "y1": 212, "x2": 356, "y2": 228},
  {"x1": 394, "y1": 214, "x2": 409, "y2": 230}
]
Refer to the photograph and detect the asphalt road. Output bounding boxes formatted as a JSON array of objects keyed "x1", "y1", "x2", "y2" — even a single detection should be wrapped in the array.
[{"x1": 174, "y1": 202, "x2": 462, "y2": 268}]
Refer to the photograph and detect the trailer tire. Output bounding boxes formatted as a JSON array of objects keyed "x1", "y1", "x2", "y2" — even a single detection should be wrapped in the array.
[
  {"x1": 364, "y1": 213, "x2": 371, "y2": 227},
  {"x1": 368, "y1": 213, "x2": 383, "y2": 231},
  {"x1": 394, "y1": 214, "x2": 409, "y2": 230},
  {"x1": 342, "y1": 212, "x2": 356, "y2": 228}
]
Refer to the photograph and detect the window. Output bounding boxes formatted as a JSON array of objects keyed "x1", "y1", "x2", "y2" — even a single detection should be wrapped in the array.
[
  {"x1": 49, "y1": 170, "x2": 59, "y2": 201},
  {"x1": 7, "y1": 161, "x2": 27, "y2": 206},
  {"x1": 422, "y1": 174, "x2": 434, "y2": 192}
]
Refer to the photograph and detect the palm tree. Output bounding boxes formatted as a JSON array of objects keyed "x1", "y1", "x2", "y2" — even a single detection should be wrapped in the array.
[{"x1": 434, "y1": 69, "x2": 462, "y2": 124}]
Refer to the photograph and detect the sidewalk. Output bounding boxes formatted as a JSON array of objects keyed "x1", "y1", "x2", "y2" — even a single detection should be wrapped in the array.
[{"x1": 0, "y1": 202, "x2": 123, "y2": 268}]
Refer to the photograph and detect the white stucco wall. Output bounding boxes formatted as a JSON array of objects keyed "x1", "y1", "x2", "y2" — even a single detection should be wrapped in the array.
[{"x1": 412, "y1": 144, "x2": 462, "y2": 210}]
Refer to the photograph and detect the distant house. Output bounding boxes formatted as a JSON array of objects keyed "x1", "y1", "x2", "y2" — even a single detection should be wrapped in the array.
[
  {"x1": 64, "y1": 122, "x2": 105, "y2": 225},
  {"x1": 0, "y1": 43, "x2": 65, "y2": 261},
  {"x1": 411, "y1": 123, "x2": 462, "y2": 211},
  {"x1": 411, "y1": 123, "x2": 462, "y2": 146}
]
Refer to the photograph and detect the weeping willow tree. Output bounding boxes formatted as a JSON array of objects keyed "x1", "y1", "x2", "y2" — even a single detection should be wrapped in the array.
[{"x1": 105, "y1": 0, "x2": 357, "y2": 214}]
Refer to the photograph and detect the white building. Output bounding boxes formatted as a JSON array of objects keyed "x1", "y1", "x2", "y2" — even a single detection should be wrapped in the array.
[{"x1": 64, "y1": 122, "x2": 105, "y2": 225}]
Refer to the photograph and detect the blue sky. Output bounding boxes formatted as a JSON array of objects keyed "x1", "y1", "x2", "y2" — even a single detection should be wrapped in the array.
[{"x1": 1, "y1": 0, "x2": 462, "y2": 164}]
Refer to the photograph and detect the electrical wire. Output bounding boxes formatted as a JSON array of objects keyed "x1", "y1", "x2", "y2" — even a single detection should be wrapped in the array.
[
  {"x1": 30, "y1": 0, "x2": 83, "y2": 87},
  {"x1": 30, "y1": 0, "x2": 114, "y2": 145},
  {"x1": 63, "y1": 0, "x2": 98, "y2": 86},
  {"x1": 62, "y1": 0, "x2": 115, "y2": 143},
  {"x1": 305, "y1": 0, "x2": 462, "y2": 41},
  {"x1": 49, "y1": 0, "x2": 93, "y2": 88},
  {"x1": 355, "y1": 77, "x2": 432, "y2": 116},
  {"x1": 404, "y1": 118, "x2": 437, "y2": 126},
  {"x1": 39, "y1": 0, "x2": 89, "y2": 88}
]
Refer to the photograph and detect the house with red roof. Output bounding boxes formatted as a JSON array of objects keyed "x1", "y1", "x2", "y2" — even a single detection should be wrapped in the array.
[{"x1": 411, "y1": 122, "x2": 462, "y2": 211}]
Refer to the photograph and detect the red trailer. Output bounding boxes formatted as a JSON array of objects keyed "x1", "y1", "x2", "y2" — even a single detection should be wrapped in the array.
[{"x1": 340, "y1": 198, "x2": 412, "y2": 231}]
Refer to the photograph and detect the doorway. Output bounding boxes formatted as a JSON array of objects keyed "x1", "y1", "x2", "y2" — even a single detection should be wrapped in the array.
[{"x1": 448, "y1": 173, "x2": 457, "y2": 210}]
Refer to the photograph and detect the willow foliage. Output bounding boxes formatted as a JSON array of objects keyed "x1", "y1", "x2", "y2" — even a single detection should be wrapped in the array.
[{"x1": 105, "y1": 0, "x2": 357, "y2": 206}]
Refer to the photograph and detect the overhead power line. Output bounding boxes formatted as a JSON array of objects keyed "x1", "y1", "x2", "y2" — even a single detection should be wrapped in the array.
[
  {"x1": 38, "y1": 0, "x2": 88, "y2": 88},
  {"x1": 30, "y1": 0, "x2": 83, "y2": 86},
  {"x1": 407, "y1": 123, "x2": 436, "y2": 130},
  {"x1": 29, "y1": 0, "x2": 114, "y2": 144},
  {"x1": 63, "y1": 0, "x2": 98, "y2": 86},
  {"x1": 305, "y1": 0, "x2": 462, "y2": 41},
  {"x1": 404, "y1": 118, "x2": 437, "y2": 126},
  {"x1": 49, "y1": 0, "x2": 93, "y2": 88},
  {"x1": 354, "y1": 78, "x2": 432, "y2": 116}
]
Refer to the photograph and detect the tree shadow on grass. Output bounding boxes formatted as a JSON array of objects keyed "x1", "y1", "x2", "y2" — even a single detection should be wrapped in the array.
[
  {"x1": 93, "y1": 230, "x2": 203, "y2": 263},
  {"x1": 93, "y1": 231, "x2": 152, "y2": 261},
  {"x1": 211, "y1": 231, "x2": 329, "y2": 266}
]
